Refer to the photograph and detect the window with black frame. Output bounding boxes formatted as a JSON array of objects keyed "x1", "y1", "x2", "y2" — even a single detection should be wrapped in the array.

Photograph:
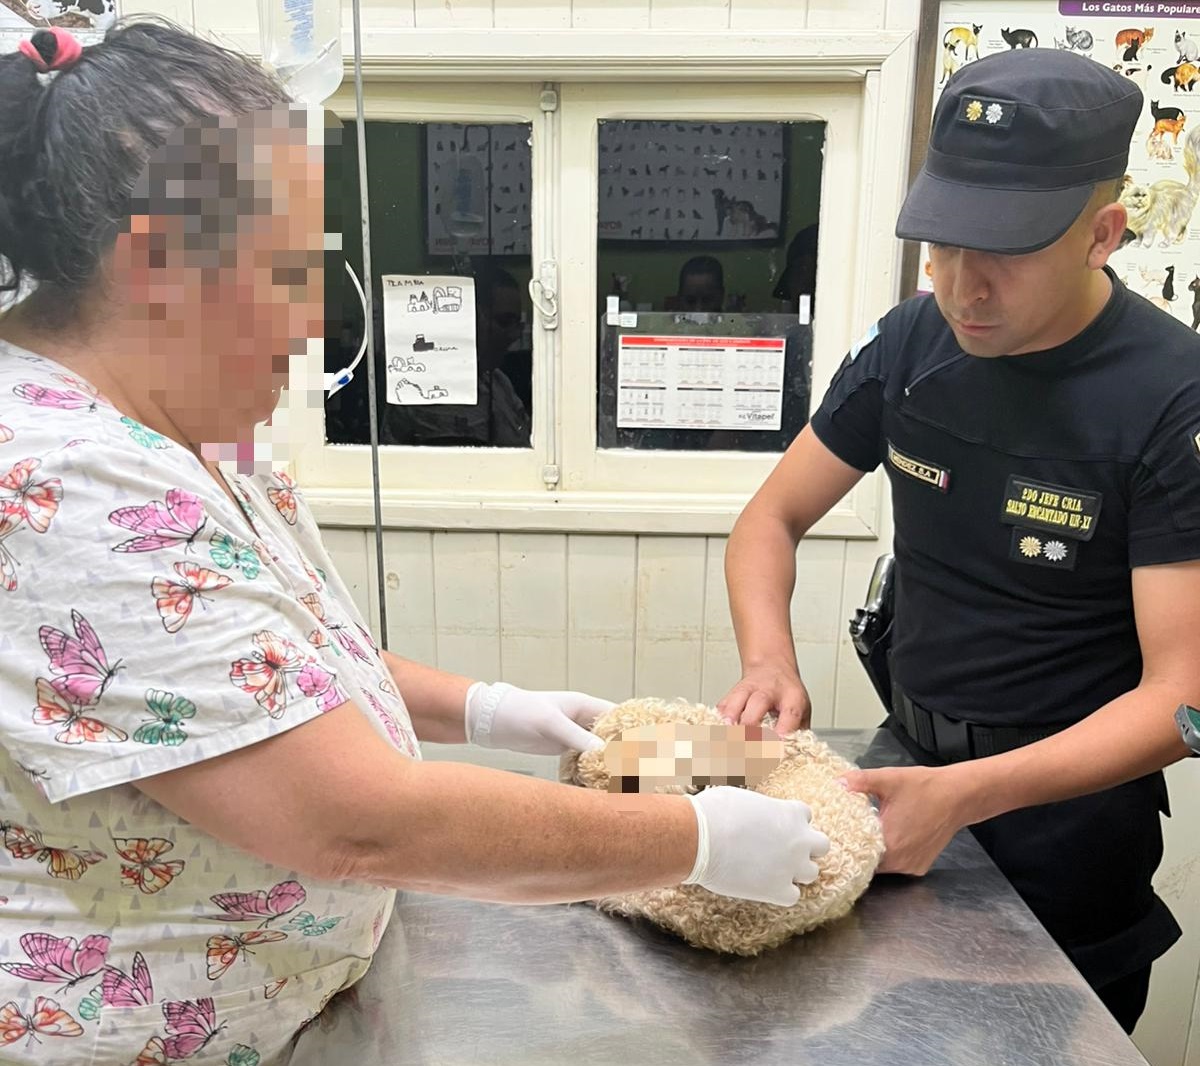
[
  {"x1": 324, "y1": 120, "x2": 535, "y2": 449},
  {"x1": 595, "y1": 119, "x2": 824, "y2": 453}
]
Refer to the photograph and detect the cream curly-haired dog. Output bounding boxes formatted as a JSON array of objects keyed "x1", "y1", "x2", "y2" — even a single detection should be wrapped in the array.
[{"x1": 561, "y1": 698, "x2": 885, "y2": 957}]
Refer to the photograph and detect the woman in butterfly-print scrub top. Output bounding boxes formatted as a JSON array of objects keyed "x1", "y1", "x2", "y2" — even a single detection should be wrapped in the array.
[{"x1": 0, "y1": 19, "x2": 831, "y2": 1065}]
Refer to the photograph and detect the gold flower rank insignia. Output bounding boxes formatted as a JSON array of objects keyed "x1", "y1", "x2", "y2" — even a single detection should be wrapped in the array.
[{"x1": 958, "y1": 96, "x2": 1015, "y2": 129}]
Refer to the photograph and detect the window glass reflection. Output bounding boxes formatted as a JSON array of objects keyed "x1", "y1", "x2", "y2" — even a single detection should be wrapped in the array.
[
  {"x1": 325, "y1": 121, "x2": 534, "y2": 449},
  {"x1": 596, "y1": 120, "x2": 825, "y2": 453}
]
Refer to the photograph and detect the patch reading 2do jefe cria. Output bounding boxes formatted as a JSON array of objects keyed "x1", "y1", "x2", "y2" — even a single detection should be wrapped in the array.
[
  {"x1": 887, "y1": 442, "x2": 950, "y2": 493},
  {"x1": 1000, "y1": 477, "x2": 1101, "y2": 541}
]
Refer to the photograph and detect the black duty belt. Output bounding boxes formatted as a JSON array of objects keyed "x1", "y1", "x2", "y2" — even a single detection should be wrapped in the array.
[{"x1": 890, "y1": 681, "x2": 1068, "y2": 762}]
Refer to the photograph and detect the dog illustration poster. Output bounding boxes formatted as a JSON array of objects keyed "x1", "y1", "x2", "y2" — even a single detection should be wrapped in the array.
[
  {"x1": 382, "y1": 275, "x2": 478, "y2": 407},
  {"x1": 0, "y1": 0, "x2": 116, "y2": 52},
  {"x1": 597, "y1": 120, "x2": 785, "y2": 243},
  {"x1": 926, "y1": 1, "x2": 1200, "y2": 328}
]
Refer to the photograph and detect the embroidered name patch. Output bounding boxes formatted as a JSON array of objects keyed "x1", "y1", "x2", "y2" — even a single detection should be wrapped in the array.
[
  {"x1": 1010, "y1": 528, "x2": 1077, "y2": 571},
  {"x1": 999, "y1": 476, "x2": 1101, "y2": 541},
  {"x1": 887, "y1": 442, "x2": 951, "y2": 492},
  {"x1": 958, "y1": 96, "x2": 1016, "y2": 128}
]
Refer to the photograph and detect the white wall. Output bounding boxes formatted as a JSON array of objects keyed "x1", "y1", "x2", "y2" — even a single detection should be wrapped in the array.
[
  {"x1": 177, "y1": 0, "x2": 905, "y2": 39},
  {"x1": 115, "y1": 0, "x2": 1200, "y2": 1059},
  {"x1": 320, "y1": 528, "x2": 886, "y2": 723}
]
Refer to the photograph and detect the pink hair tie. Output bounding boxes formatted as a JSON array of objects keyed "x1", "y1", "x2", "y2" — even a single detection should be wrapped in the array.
[{"x1": 18, "y1": 28, "x2": 83, "y2": 73}]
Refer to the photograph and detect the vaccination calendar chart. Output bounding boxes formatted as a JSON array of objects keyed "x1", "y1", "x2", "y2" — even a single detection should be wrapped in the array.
[{"x1": 616, "y1": 334, "x2": 786, "y2": 431}]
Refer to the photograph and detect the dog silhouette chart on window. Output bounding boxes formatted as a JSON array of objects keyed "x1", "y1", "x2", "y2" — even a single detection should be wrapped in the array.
[{"x1": 382, "y1": 275, "x2": 478, "y2": 407}]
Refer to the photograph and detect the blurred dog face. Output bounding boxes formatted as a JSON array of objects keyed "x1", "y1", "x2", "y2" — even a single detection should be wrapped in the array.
[{"x1": 602, "y1": 721, "x2": 787, "y2": 794}]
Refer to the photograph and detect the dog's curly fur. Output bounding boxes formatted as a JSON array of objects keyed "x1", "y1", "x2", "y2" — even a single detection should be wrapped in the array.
[{"x1": 560, "y1": 698, "x2": 885, "y2": 956}]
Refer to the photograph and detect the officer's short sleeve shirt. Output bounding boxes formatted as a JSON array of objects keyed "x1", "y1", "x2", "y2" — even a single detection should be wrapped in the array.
[{"x1": 810, "y1": 272, "x2": 1200, "y2": 724}]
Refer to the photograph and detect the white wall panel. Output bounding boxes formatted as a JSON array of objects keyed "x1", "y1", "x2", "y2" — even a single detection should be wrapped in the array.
[
  {"x1": 192, "y1": 0, "x2": 255, "y2": 40},
  {"x1": 883, "y1": 0, "x2": 920, "y2": 30},
  {"x1": 499, "y1": 533, "x2": 569, "y2": 690},
  {"x1": 649, "y1": 0, "x2": 729, "y2": 30},
  {"x1": 566, "y1": 535, "x2": 638, "y2": 703},
  {"x1": 321, "y1": 527, "x2": 373, "y2": 625},
  {"x1": 123, "y1": 0, "x2": 194, "y2": 28},
  {"x1": 729, "y1": 0, "x2": 804, "y2": 30},
  {"x1": 699, "y1": 536, "x2": 740, "y2": 707},
  {"x1": 632, "y1": 537, "x2": 708, "y2": 701},
  {"x1": 790, "y1": 539, "x2": 845, "y2": 728},
  {"x1": 414, "y1": 0, "x2": 493, "y2": 28},
  {"x1": 806, "y1": 0, "x2": 886, "y2": 29},
  {"x1": 570, "y1": 0, "x2": 651, "y2": 30},
  {"x1": 430, "y1": 531, "x2": 502, "y2": 681},
  {"x1": 354, "y1": 0, "x2": 416, "y2": 29},
  {"x1": 494, "y1": 0, "x2": 570, "y2": 28},
  {"x1": 379, "y1": 530, "x2": 437, "y2": 665}
]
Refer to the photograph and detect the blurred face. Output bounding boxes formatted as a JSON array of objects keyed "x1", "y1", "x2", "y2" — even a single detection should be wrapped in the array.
[
  {"x1": 678, "y1": 272, "x2": 724, "y2": 313},
  {"x1": 928, "y1": 191, "x2": 1126, "y2": 357},
  {"x1": 124, "y1": 119, "x2": 325, "y2": 445}
]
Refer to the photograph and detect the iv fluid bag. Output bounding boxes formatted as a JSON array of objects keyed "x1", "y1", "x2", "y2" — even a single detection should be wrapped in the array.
[{"x1": 258, "y1": 0, "x2": 343, "y2": 105}]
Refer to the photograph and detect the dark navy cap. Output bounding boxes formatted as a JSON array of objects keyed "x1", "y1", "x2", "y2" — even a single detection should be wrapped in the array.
[{"x1": 896, "y1": 49, "x2": 1142, "y2": 254}]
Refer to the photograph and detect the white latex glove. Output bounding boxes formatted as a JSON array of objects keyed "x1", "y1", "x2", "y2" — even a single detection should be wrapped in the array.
[
  {"x1": 683, "y1": 786, "x2": 831, "y2": 906},
  {"x1": 464, "y1": 681, "x2": 612, "y2": 755}
]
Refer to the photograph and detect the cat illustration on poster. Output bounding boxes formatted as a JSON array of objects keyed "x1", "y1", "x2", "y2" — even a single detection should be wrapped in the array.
[
  {"x1": 1162, "y1": 63, "x2": 1200, "y2": 91},
  {"x1": 1116, "y1": 27, "x2": 1154, "y2": 61},
  {"x1": 1120, "y1": 126, "x2": 1200, "y2": 248},
  {"x1": 1001, "y1": 27, "x2": 1038, "y2": 49},
  {"x1": 1060, "y1": 26, "x2": 1094, "y2": 54},
  {"x1": 943, "y1": 24, "x2": 982, "y2": 62},
  {"x1": 941, "y1": 39, "x2": 962, "y2": 84},
  {"x1": 1148, "y1": 104, "x2": 1187, "y2": 160}
]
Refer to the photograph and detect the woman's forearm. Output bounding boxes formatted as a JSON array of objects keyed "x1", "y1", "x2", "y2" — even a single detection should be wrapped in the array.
[
  {"x1": 382, "y1": 650, "x2": 473, "y2": 743},
  {"x1": 137, "y1": 703, "x2": 697, "y2": 905},
  {"x1": 342, "y1": 758, "x2": 698, "y2": 904}
]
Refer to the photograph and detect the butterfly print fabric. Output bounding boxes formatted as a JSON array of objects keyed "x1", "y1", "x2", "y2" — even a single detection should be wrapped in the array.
[{"x1": 0, "y1": 345, "x2": 416, "y2": 1063}]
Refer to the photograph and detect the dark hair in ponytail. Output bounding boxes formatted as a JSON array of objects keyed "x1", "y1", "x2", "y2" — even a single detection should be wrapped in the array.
[{"x1": 0, "y1": 17, "x2": 291, "y2": 329}]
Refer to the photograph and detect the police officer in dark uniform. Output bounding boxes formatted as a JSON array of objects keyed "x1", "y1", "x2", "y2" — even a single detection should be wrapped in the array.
[{"x1": 718, "y1": 48, "x2": 1200, "y2": 1033}]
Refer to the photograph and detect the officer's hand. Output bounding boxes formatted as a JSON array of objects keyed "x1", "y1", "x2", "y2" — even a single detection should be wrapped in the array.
[
  {"x1": 717, "y1": 664, "x2": 812, "y2": 732},
  {"x1": 838, "y1": 765, "x2": 974, "y2": 875}
]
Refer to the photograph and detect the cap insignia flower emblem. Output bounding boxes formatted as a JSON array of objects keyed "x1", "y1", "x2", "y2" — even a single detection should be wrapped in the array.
[
  {"x1": 1019, "y1": 535, "x2": 1042, "y2": 558},
  {"x1": 1044, "y1": 541, "x2": 1068, "y2": 563}
]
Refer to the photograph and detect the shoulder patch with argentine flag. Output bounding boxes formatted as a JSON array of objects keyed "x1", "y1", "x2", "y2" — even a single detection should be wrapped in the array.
[{"x1": 847, "y1": 320, "x2": 881, "y2": 363}]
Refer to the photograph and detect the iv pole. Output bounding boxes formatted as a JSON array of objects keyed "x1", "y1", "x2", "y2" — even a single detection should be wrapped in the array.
[{"x1": 348, "y1": 0, "x2": 389, "y2": 651}]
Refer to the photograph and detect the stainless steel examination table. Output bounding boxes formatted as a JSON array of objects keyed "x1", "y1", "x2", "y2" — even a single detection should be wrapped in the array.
[{"x1": 288, "y1": 727, "x2": 1150, "y2": 1066}]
